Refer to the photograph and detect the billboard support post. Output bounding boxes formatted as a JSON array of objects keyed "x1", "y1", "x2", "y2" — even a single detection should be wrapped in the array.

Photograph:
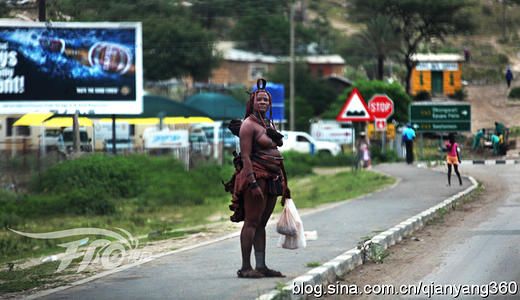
[
  {"x1": 73, "y1": 111, "x2": 80, "y2": 153},
  {"x1": 112, "y1": 115, "x2": 117, "y2": 155}
]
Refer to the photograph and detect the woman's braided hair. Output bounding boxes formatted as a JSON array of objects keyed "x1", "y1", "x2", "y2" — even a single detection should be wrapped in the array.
[{"x1": 245, "y1": 78, "x2": 273, "y2": 125}]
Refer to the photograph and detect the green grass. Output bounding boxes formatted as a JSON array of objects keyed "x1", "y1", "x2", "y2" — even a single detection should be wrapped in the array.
[
  {"x1": 0, "y1": 169, "x2": 394, "y2": 267},
  {"x1": 0, "y1": 261, "x2": 79, "y2": 294},
  {"x1": 306, "y1": 261, "x2": 321, "y2": 268}
]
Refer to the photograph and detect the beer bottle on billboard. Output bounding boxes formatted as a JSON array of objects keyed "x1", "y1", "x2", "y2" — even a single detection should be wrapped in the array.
[{"x1": 39, "y1": 38, "x2": 134, "y2": 75}]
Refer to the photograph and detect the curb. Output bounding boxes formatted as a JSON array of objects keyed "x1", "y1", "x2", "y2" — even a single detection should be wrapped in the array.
[
  {"x1": 257, "y1": 176, "x2": 479, "y2": 300},
  {"x1": 416, "y1": 160, "x2": 519, "y2": 167},
  {"x1": 461, "y1": 159, "x2": 518, "y2": 165}
]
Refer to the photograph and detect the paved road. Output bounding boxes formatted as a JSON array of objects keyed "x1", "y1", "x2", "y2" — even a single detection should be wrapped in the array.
[
  {"x1": 42, "y1": 164, "x2": 470, "y2": 300},
  {"x1": 418, "y1": 164, "x2": 520, "y2": 299}
]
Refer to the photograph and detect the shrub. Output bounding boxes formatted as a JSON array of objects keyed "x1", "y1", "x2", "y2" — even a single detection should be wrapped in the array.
[
  {"x1": 450, "y1": 88, "x2": 467, "y2": 101},
  {"x1": 508, "y1": 87, "x2": 520, "y2": 99},
  {"x1": 282, "y1": 151, "x2": 314, "y2": 178},
  {"x1": 413, "y1": 90, "x2": 431, "y2": 101},
  {"x1": 31, "y1": 154, "x2": 146, "y2": 198},
  {"x1": 370, "y1": 146, "x2": 399, "y2": 163}
]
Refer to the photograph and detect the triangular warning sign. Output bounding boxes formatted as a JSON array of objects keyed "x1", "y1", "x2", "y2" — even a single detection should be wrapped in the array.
[{"x1": 336, "y1": 88, "x2": 372, "y2": 122}]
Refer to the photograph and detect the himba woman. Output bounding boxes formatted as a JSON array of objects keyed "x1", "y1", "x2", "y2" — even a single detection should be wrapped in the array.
[{"x1": 224, "y1": 78, "x2": 291, "y2": 278}]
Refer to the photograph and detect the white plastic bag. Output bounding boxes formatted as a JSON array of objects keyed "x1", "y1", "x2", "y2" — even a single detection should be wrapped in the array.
[{"x1": 277, "y1": 199, "x2": 306, "y2": 249}]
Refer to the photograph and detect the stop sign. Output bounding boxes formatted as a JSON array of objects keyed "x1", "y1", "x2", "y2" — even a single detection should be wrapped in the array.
[{"x1": 368, "y1": 95, "x2": 394, "y2": 119}]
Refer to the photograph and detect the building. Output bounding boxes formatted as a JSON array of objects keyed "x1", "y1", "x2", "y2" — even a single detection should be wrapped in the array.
[
  {"x1": 410, "y1": 53, "x2": 464, "y2": 97},
  {"x1": 210, "y1": 42, "x2": 346, "y2": 87}
]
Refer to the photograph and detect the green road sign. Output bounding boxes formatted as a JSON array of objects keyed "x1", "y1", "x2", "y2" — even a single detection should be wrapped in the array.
[{"x1": 409, "y1": 102, "x2": 471, "y2": 132}]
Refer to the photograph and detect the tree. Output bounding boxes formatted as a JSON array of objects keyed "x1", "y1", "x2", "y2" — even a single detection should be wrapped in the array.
[
  {"x1": 356, "y1": 16, "x2": 400, "y2": 80},
  {"x1": 48, "y1": 0, "x2": 217, "y2": 81},
  {"x1": 350, "y1": 0, "x2": 475, "y2": 94},
  {"x1": 269, "y1": 63, "x2": 337, "y2": 115}
]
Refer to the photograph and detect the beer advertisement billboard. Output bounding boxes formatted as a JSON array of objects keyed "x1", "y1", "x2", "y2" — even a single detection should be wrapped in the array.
[{"x1": 0, "y1": 21, "x2": 142, "y2": 114}]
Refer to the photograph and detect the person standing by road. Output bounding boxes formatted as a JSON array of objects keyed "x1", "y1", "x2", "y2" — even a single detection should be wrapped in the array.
[
  {"x1": 505, "y1": 67, "x2": 513, "y2": 88},
  {"x1": 402, "y1": 123, "x2": 416, "y2": 164},
  {"x1": 224, "y1": 79, "x2": 290, "y2": 279},
  {"x1": 357, "y1": 132, "x2": 371, "y2": 169},
  {"x1": 445, "y1": 134, "x2": 462, "y2": 186}
]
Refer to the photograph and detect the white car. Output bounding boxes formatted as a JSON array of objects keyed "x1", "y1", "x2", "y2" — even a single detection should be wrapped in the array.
[{"x1": 279, "y1": 130, "x2": 342, "y2": 156}]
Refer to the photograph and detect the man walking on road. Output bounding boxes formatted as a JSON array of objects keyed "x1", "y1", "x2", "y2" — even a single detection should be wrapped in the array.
[
  {"x1": 402, "y1": 123, "x2": 416, "y2": 164},
  {"x1": 505, "y1": 67, "x2": 513, "y2": 88}
]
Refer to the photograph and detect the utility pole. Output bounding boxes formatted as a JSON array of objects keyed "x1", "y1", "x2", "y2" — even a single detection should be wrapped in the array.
[
  {"x1": 38, "y1": 0, "x2": 46, "y2": 22},
  {"x1": 289, "y1": 0, "x2": 295, "y2": 131}
]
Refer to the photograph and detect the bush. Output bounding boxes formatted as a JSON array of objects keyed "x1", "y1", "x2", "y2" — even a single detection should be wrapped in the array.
[
  {"x1": 508, "y1": 87, "x2": 520, "y2": 99},
  {"x1": 414, "y1": 90, "x2": 431, "y2": 101},
  {"x1": 450, "y1": 88, "x2": 467, "y2": 101},
  {"x1": 31, "y1": 154, "x2": 146, "y2": 198},
  {"x1": 370, "y1": 146, "x2": 399, "y2": 163},
  {"x1": 282, "y1": 151, "x2": 314, "y2": 178}
]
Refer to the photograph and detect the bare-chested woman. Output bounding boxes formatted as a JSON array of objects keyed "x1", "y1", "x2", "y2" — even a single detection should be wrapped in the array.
[{"x1": 225, "y1": 79, "x2": 290, "y2": 278}]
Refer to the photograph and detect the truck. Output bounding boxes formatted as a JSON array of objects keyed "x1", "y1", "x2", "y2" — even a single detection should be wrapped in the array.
[
  {"x1": 279, "y1": 130, "x2": 342, "y2": 156},
  {"x1": 310, "y1": 120, "x2": 354, "y2": 145}
]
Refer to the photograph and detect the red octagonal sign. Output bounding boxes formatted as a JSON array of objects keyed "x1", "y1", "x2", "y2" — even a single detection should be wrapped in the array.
[{"x1": 368, "y1": 94, "x2": 394, "y2": 120}]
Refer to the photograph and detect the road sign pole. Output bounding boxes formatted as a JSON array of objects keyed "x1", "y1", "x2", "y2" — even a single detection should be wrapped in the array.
[
  {"x1": 420, "y1": 133, "x2": 424, "y2": 161},
  {"x1": 382, "y1": 130, "x2": 386, "y2": 154}
]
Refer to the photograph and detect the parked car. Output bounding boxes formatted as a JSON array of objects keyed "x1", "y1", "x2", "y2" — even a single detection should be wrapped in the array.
[
  {"x1": 62, "y1": 127, "x2": 92, "y2": 153},
  {"x1": 279, "y1": 130, "x2": 342, "y2": 156},
  {"x1": 192, "y1": 124, "x2": 238, "y2": 150},
  {"x1": 189, "y1": 128, "x2": 212, "y2": 157}
]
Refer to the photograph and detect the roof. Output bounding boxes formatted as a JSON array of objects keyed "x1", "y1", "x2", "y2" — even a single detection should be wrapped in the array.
[
  {"x1": 185, "y1": 92, "x2": 245, "y2": 120},
  {"x1": 215, "y1": 41, "x2": 346, "y2": 65},
  {"x1": 411, "y1": 53, "x2": 464, "y2": 62},
  {"x1": 324, "y1": 74, "x2": 353, "y2": 85},
  {"x1": 13, "y1": 112, "x2": 53, "y2": 126},
  {"x1": 92, "y1": 95, "x2": 210, "y2": 119},
  {"x1": 44, "y1": 117, "x2": 93, "y2": 128},
  {"x1": 305, "y1": 55, "x2": 345, "y2": 64}
]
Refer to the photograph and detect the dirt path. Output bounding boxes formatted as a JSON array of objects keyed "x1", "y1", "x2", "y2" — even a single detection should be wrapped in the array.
[{"x1": 467, "y1": 83, "x2": 520, "y2": 132}]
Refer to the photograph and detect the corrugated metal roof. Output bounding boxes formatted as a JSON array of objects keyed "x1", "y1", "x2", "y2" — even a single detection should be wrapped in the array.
[
  {"x1": 411, "y1": 53, "x2": 464, "y2": 62},
  {"x1": 215, "y1": 41, "x2": 346, "y2": 65},
  {"x1": 306, "y1": 55, "x2": 345, "y2": 64}
]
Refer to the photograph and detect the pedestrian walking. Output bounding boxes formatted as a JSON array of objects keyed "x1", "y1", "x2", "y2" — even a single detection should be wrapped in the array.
[
  {"x1": 506, "y1": 67, "x2": 513, "y2": 88},
  {"x1": 357, "y1": 132, "x2": 371, "y2": 169},
  {"x1": 444, "y1": 134, "x2": 462, "y2": 186},
  {"x1": 402, "y1": 123, "x2": 416, "y2": 164}
]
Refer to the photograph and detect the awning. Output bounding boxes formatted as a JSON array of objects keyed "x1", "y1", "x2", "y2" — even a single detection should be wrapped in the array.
[
  {"x1": 44, "y1": 117, "x2": 93, "y2": 128},
  {"x1": 13, "y1": 113, "x2": 54, "y2": 126},
  {"x1": 99, "y1": 118, "x2": 159, "y2": 125},
  {"x1": 164, "y1": 117, "x2": 214, "y2": 124},
  {"x1": 98, "y1": 117, "x2": 214, "y2": 125}
]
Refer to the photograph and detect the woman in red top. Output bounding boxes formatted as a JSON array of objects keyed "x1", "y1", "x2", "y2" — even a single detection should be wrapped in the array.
[{"x1": 445, "y1": 134, "x2": 462, "y2": 186}]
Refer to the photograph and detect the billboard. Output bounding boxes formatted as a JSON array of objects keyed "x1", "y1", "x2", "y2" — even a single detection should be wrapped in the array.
[{"x1": 0, "y1": 21, "x2": 142, "y2": 114}]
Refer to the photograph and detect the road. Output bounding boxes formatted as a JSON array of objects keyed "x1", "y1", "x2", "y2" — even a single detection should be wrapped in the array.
[
  {"x1": 38, "y1": 164, "x2": 469, "y2": 300},
  {"x1": 340, "y1": 163, "x2": 520, "y2": 299}
]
